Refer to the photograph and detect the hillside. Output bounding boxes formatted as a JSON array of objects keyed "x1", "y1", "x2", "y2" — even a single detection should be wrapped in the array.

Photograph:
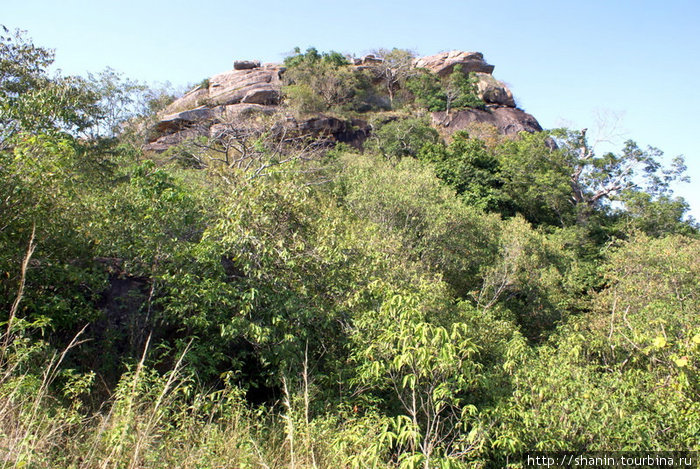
[{"x1": 1, "y1": 32, "x2": 699, "y2": 468}]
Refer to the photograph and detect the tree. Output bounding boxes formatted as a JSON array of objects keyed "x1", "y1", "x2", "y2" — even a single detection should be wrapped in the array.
[
  {"x1": 495, "y1": 131, "x2": 574, "y2": 226},
  {"x1": 365, "y1": 117, "x2": 439, "y2": 159},
  {"x1": 489, "y1": 233, "x2": 700, "y2": 455},
  {"x1": 405, "y1": 66, "x2": 484, "y2": 113},
  {"x1": 282, "y1": 47, "x2": 376, "y2": 113},
  {"x1": 372, "y1": 48, "x2": 416, "y2": 107},
  {"x1": 405, "y1": 69, "x2": 446, "y2": 112},
  {"x1": 85, "y1": 67, "x2": 147, "y2": 138},
  {"x1": 443, "y1": 65, "x2": 484, "y2": 115},
  {"x1": 556, "y1": 128, "x2": 690, "y2": 224},
  {"x1": 418, "y1": 131, "x2": 508, "y2": 212},
  {"x1": 338, "y1": 153, "x2": 500, "y2": 295},
  {"x1": 0, "y1": 26, "x2": 99, "y2": 147},
  {"x1": 352, "y1": 295, "x2": 482, "y2": 468},
  {"x1": 615, "y1": 191, "x2": 696, "y2": 236},
  {"x1": 494, "y1": 129, "x2": 691, "y2": 228}
]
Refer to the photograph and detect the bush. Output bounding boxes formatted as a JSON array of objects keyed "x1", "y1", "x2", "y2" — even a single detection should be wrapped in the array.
[
  {"x1": 405, "y1": 69, "x2": 446, "y2": 111},
  {"x1": 365, "y1": 117, "x2": 439, "y2": 159},
  {"x1": 406, "y1": 66, "x2": 485, "y2": 112},
  {"x1": 282, "y1": 47, "x2": 381, "y2": 113},
  {"x1": 283, "y1": 83, "x2": 326, "y2": 115},
  {"x1": 418, "y1": 131, "x2": 509, "y2": 212}
]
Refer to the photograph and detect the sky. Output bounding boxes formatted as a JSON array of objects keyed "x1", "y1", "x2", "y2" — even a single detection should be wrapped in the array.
[{"x1": 4, "y1": 0, "x2": 700, "y2": 218}]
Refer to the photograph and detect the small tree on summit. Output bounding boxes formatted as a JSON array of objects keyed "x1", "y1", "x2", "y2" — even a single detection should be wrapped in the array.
[{"x1": 372, "y1": 48, "x2": 416, "y2": 107}]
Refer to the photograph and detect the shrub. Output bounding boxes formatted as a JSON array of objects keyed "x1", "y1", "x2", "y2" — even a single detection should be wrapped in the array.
[
  {"x1": 406, "y1": 66, "x2": 485, "y2": 112},
  {"x1": 282, "y1": 47, "x2": 380, "y2": 113},
  {"x1": 283, "y1": 83, "x2": 326, "y2": 115},
  {"x1": 405, "y1": 69, "x2": 446, "y2": 111},
  {"x1": 365, "y1": 117, "x2": 439, "y2": 159}
]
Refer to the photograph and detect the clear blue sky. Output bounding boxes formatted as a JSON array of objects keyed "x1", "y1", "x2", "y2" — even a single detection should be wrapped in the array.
[{"x1": 5, "y1": 0, "x2": 699, "y2": 218}]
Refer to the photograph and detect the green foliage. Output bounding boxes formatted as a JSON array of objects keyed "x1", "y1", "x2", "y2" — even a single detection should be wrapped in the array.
[
  {"x1": 283, "y1": 46, "x2": 350, "y2": 69},
  {"x1": 476, "y1": 216, "x2": 576, "y2": 341},
  {"x1": 145, "y1": 87, "x2": 177, "y2": 114},
  {"x1": 338, "y1": 153, "x2": 500, "y2": 295},
  {"x1": 486, "y1": 233, "x2": 700, "y2": 456},
  {"x1": 86, "y1": 160, "x2": 207, "y2": 273},
  {"x1": 491, "y1": 129, "x2": 695, "y2": 233},
  {"x1": 0, "y1": 27, "x2": 100, "y2": 144},
  {"x1": 492, "y1": 344, "x2": 699, "y2": 455},
  {"x1": 353, "y1": 295, "x2": 482, "y2": 466},
  {"x1": 365, "y1": 117, "x2": 439, "y2": 159},
  {"x1": 0, "y1": 132, "x2": 110, "y2": 336},
  {"x1": 615, "y1": 189, "x2": 697, "y2": 236},
  {"x1": 405, "y1": 69, "x2": 446, "y2": 111},
  {"x1": 418, "y1": 130, "x2": 508, "y2": 212},
  {"x1": 282, "y1": 83, "x2": 326, "y2": 114},
  {"x1": 85, "y1": 67, "x2": 148, "y2": 138},
  {"x1": 406, "y1": 66, "x2": 484, "y2": 112},
  {"x1": 443, "y1": 65, "x2": 485, "y2": 112},
  {"x1": 372, "y1": 48, "x2": 416, "y2": 106},
  {"x1": 2, "y1": 32, "x2": 699, "y2": 467},
  {"x1": 592, "y1": 233, "x2": 700, "y2": 382},
  {"x1": 283, "y1": 47, "x2": 379, "y2": 114},
  {"x1": 495, "y1": 131, "x2": 575, "y2": 226}
]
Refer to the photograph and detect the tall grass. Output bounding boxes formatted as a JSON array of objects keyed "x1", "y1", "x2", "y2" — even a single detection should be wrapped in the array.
[
  {"x1": 0, "y1": 345, "x2": 388, "y2": 468},
  {"x1": 0, "y1": 327, "x2": 388, "y2": 468},
  {"x1": 0, "y1": 232, "x2": 389, "y2": 468}
]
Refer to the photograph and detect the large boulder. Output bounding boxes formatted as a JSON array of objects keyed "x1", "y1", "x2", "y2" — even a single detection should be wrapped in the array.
[
  {"x1": 163, "y1": 87, "x2": 209, "y2": 114},
  {"x1": 154, "y1": 106, "x2": 217, "y2": 135},
  {"x1": 413, "y1": 51, "x2": 495, "y2": 77},
  {"x1": 159, "y1": 67, "x2": 283, "y2": 115},
  {"x1": 431, "y1": 107, "x2": 542, "y2": 136},
  {"x1": 223, "y1": 103, "x2": 278, "y2": 120},
  {"x1": 207, "y1": 68, "x2": 282, "y2": 106},
  {"x1": 294, "y1": 115, "x2": 370, "y2": 148},
  {"x1": 241, "y1": 86, "x2": 280, "y2": 105},
  {"x1": 144, "y1": 126, "x2": 206, "y2": 152},
  {"x1": 150, "y1": 66, "x2": 285, "y2": 143},
  {"x1": 474, "y1": 72, "x2": 516, "y2": 107}
]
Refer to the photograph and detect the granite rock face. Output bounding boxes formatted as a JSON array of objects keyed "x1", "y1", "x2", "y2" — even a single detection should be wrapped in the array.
[
  {"x1": 155, "y1": 107, "x2": 217, "y2": 135},
  {"x1": 207, "y1": 68, "x2": 283, "y2": 106},
  {"x1": 413, "y1": 51, "x2": 495, "y2": 77},
  {"x1": 145, "y1": 62, "x2": 286, "y2": 151},
  {"x1": 431, "y1": 107, "x2": 542, "y2": 135},
  {"x1": 145, "y1": 50, "x2": 541, "y2": 153}
]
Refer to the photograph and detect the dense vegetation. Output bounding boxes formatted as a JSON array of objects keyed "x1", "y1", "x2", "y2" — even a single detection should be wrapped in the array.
[{"x1": 1, "y1": 30, "x2": 698, "y2": 468}]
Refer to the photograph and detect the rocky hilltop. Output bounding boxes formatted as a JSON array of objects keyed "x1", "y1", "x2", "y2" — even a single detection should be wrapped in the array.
[{"x1": 145, "y1": 50, "x2": 542, "y2": 152}]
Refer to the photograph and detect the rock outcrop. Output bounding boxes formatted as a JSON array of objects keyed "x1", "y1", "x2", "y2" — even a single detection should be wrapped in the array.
[
  {"x1": 413, "y1": 51, "x2": 495, "y2": 77},
  {"x1": 473, "y1": 73, "x2": 515, "y2": 108},
  {"x1": 413, "y1": 51, "x2": 517, "y2": 108},
  {"x1": 145, "y1": 50, "x2": 541, "y2": 153},
  {"x1": 145, "y1": 63, "x2": 286, "y2": 152},
  {"x1": 207, "y1": 67, "x2": 283, "y2": 107},
  {"x1": 431, "y1": 107, "x2": 542, "y2": 135}
]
